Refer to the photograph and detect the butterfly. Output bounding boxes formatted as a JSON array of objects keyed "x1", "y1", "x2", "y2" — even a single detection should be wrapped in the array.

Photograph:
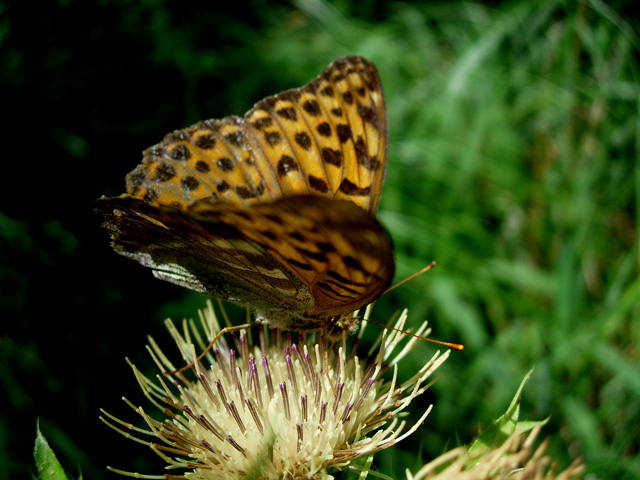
[{"x1": 97, "y1": 56, "x2": 394, "y2": 334}]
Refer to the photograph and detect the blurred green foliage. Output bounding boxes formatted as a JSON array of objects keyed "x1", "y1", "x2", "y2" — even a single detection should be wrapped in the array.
[{"x1": 1, "y1": 0, "x2": 638, "y2": 478}]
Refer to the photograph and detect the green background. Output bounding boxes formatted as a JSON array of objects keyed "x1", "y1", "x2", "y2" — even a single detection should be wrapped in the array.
[{"x1": 1, "y1": 0, "x2": 638, "y2": 478}]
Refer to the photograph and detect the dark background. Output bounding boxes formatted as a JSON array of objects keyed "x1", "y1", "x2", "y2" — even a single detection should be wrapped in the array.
[{"x1": 1, "y1": 0, "x2": 639, "y2": 478}]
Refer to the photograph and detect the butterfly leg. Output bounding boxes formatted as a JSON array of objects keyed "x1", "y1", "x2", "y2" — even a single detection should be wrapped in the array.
[{"x1": 164, "y1": 320, "x2": 263, "y2": 375}]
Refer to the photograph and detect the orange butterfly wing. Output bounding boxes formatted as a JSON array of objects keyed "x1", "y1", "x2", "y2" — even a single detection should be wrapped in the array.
[
  {"x1": 100, "y1": 195, "x2": 393, "y2": 329},
  {"x1": 122, "y1": 56, "x2": 387, "y2": 213},
  {"x1": 97, "y1": 56, "x2": 393, "y2": 328}
]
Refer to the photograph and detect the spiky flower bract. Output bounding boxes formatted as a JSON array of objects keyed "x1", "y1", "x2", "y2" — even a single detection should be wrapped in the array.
[{"x1": 406, "y1": 425, "x2": 585, "y2": 480}]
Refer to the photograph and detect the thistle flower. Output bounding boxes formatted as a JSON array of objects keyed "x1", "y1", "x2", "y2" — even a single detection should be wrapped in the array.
[
  {"x1": 101, "y1": 301, "x2": 449, "y2": 479},
  {"x1": 406, "y1": 425, "x2": 585, "y2": 480}
]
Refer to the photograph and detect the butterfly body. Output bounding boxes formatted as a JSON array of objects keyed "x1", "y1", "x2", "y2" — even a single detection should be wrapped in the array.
[{"x1": 98, "y1": 56, "x2": 394, "y2": 334}]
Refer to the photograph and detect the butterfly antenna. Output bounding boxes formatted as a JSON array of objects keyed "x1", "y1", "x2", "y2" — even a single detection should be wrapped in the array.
[
  {"x1": 378, "y1": 261, "x2": 464, "y2": 350},
  {"x1": 365, "y1": 316, "x2": 464, "y2": 350},
  {"x1": 383, "y1": 261, "x2": 437, "y2": 295}
]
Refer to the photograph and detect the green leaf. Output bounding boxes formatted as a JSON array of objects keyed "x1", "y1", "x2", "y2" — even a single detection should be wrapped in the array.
[
  {"x1": 33, "y1": 421, "x2": 76, "y2": 480},
  {"x1": 468, "y1": 368, "x2": 547, "y2": 455},
  {"x1": 358, "y1": 455, "x2": 374, "y2": 479},
  {"x1": 356, "y1": 454, "x2": 394, "y2": 480}
]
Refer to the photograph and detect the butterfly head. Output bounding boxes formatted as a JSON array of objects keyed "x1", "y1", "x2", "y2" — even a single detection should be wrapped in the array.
[{"x1": 325, "y1": 315, "x2": 361, "y2": 339}]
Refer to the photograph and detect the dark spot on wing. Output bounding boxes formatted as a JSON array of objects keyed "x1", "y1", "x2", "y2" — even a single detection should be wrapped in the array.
[
  {"x1": 194, "y1": 134, "x2": 216, "y2": 149},
  {"x1": 224, "y1": 131, "x2": 243, "y2": 147},
  {"x1": 170, "y1": 144, "x2": 191, "y2": 161},
  {"x1": 316, "y1": 122, "x2": 331, "y2": 137},
  {"x1": 337, "y1": 125, "x2": 352, "y2": 143},
  {"x1": 321, "y1": 148, "x2": 342, "y2": 167},
  {"x1": 316, "y1": 242, "x2": 335, "y2": 253},
  {"x1": 181, "y1": 176, "x2": 199, "y2": 191},
  {"x1": 308, "y1": 175, "x2": 329, "y2": 193},
  {"x1": 277, "y1": 155, "x2": 299, "y2": 177},
  {"x1": 252, "y1": 117, "x2": 273, "y2": 129},
  {"x1": 143, "y1": 189, "x2": 158, "y2": 204},
  {"x1": 295, "y1": 132, "x2": 312, "y2": 150},
  {"x1": 195, "y1": 161, "x2": 210, "y2": 173},
  {"x1": 265, "y1": 131, "x2": 282, "y2": 146},
  {"x1": 276, "y1": 107, "x2": 297, "y2": 121},
  {"x1": 217, "y1": 157, "x2": 235, "y2": 172},
  {"x1": 303, "y1": 100, "x2": 321, "y2": 116},
  {"x1": 339, "y1": 178, "x2": 370, "y2": 196},
  {"x1": 298, "y1": 248, "x2": 327, "y2": 263},
  {"x1": 154, "y1": 162, "x2": 176, "y2": 182},
  {"x1": 288, "y1": 258, "x2": 313, "y2": 271}
]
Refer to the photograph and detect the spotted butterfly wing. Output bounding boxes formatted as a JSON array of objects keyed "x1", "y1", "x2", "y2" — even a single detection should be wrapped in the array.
[
  {"x1": 97, "y1": 56, "x2": 393, "y2": 330},
  {"x1": 123, "y1": 56, "x2": 386, "y2": 213}
]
